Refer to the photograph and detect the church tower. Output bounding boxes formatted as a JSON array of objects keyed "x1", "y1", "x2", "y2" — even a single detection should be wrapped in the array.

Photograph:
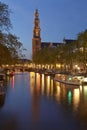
[{"x1": 32, "y1": 9, "x2": 41, "y2": 58}]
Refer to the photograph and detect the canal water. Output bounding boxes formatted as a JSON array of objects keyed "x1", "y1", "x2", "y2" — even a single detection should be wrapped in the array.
[{"x1": 0, "y1": 72, "x2": 87, "y2": 130}]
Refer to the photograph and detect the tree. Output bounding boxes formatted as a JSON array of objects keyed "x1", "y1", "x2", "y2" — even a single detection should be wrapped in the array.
[
  {"x1": 0, "y1": 32, "x2": 24, "y2": 64},
  {"x1": 0, "y1": 2, "x2": 25, "y2": 65},
  {"x1": 5, "y1": 33, "x2": 23, "y2": 60},
  {"x1": 77, "y1": 30, "x2": 87, "y2": 72},
  {"x1": 0, "y1": 43, "x2": 12, "y2": 65},
  {"x1": 0, "y1": 1, "x2": 12, "y2": 31},
  {"x1": 33, "y1": 47, "x2": 57, "y2": 64}
]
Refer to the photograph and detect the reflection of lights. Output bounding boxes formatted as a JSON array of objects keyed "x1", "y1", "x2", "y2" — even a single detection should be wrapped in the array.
[
  {"x1": 83, "y1": 86, "x2": 87, "y2": 100},
  {"x1": 46, "y1": 76, "x2": 50, "y2": 96},
  {"x1": 41, "y1": 74, "x2": 44, "y2": 95},
  {"x1": 62, "y1": 85, "x2": 66, "y2": 98},
  {"x1": 12, "y1": 76, "x2": 14, "y2": 90},
  {"x1": 68, "y1": 91, "x2": 72, "y2": 105},
  {"x1": 30, "y1": 72, "x2": 35, "y2": 79},
  {"x1": 47, "y1": 76, "x2": 50, "y2": 86},
  {"x1": 30, "y1": 72, "x2": 35, "y2": 85},
  {"x1": 80, "y1": 85, "x2": 82, "y2": 93},
  {"x1": 55, "y1": 85, "x2": 60, "y2": 101},
  {"x1": 36, "y1": 73, "x2": 40, "y2": 93},
  {"x1": 73, "y1": 88, "x2": 80, "y2": 111},
  {"x1": 84, "y1": 86, "x2": 87, "y2": 93},
  {"x1": 30, "y1": 72, "x2": 35, "y2": 95},
  {"x1": 30, "y1": 72, "x2": 41, "y2": 95},
  {"x1": 36, "y1": 73, "x2": 39, "y2": 77},
  {"x1": 55, "y1": 81, "x2": 60, "y2": 87},
  {"x1": 50, "y1": 79, "x2": 53, "y2": 96}
]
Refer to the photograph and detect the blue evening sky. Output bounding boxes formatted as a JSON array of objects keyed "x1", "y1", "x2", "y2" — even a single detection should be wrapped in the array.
[{"x1": 1, "y1": 0, "x2": 87, "y2": 59}]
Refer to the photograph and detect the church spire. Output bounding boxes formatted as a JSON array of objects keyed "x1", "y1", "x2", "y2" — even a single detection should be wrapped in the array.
[
  {"x1": 33, "y1": 9, "x2": 40, "y2": 38},
  {"x1": 32, "y1": 9, "x2": 41, "y2": 58},
  {"x1": 34, "y1": 9, "x2": 39, "y2": 19}
]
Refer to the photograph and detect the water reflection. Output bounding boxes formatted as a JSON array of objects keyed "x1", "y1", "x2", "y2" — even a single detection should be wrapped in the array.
[
  {"x1": 67, "y1": 91, "x2": 72, "y2": 105},
  {"x1": 29, "y1": 72, "x2": 80, "y2": 102},
  {"x1": 0, "y1": 94, "x2": 6, "y2": 108},
  {"x1": 0, "y1": 80, "x2": 7, "y2": 108},
  {"x1": 55, "y1": 83, "x2": 61, "y2": 103},
  {"x1": 41, "y1": 74, "x2": 45, "y2": 95},
  {"x1": 73, "y1": 88, "x2": 80, "y2": 111},
  {"x1": 29, "y1": 72, "x2": 87, "y2": 124},
  {"x1": 12, "y1": 76, "x2": 15, "y2": 90},
  {"x1": 0, "y1": 72, "x2": 87, "y2": 129},
  {"x1": 30, "y1": 72, "x2": 55, "y2": 98},
  {"x1": 83, "y1": 85, "x2": 87, "y2": 101}
]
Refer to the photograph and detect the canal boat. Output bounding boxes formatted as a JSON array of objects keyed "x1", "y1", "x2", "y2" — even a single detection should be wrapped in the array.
[
  {"x1": 54, "y1": 78, "x2": 80, "y2": 86},
  {"x1": 54, "y1": 72, "x2": 87, "y2": 86},
  {"x1": 72, "y1": 75, "x2": 87, "y2": 85},
  {"x1": 54, "y1": 73, "x2": 81, "y2": 86},
  {"x1": 81, "y1": 77, "x2": 87, "y2": 85}
]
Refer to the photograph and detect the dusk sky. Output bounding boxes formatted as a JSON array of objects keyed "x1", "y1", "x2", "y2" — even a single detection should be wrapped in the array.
[{"x1": 1, "y1": 0, "x2": 87, "y2": 59}]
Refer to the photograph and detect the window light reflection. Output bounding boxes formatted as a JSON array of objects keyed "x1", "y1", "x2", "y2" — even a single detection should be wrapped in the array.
[
  {"x1": 41, "y1": 74, "x2": 44, "y2": 95},
  {"x1": 73, "y1": 88, "x2": 80, "y2": 111}
]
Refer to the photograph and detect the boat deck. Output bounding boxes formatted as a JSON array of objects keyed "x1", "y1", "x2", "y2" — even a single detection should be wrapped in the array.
[{"x1": 54, "y1": 78, "x2": 81, "y2": 86}]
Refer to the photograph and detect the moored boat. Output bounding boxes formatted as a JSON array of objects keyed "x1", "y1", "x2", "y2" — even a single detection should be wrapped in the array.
[
  {"x1": 54, "y1": 73, "x2": 81, "y2": 86},
  {"x1": 54, "y1": 78, "x2": 80, "y2": 86}
]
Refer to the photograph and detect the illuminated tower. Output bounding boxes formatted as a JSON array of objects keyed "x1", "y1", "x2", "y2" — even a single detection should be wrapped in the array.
[{"x1": 32, "y1": 9, "x2": 41, "y2": 58}]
